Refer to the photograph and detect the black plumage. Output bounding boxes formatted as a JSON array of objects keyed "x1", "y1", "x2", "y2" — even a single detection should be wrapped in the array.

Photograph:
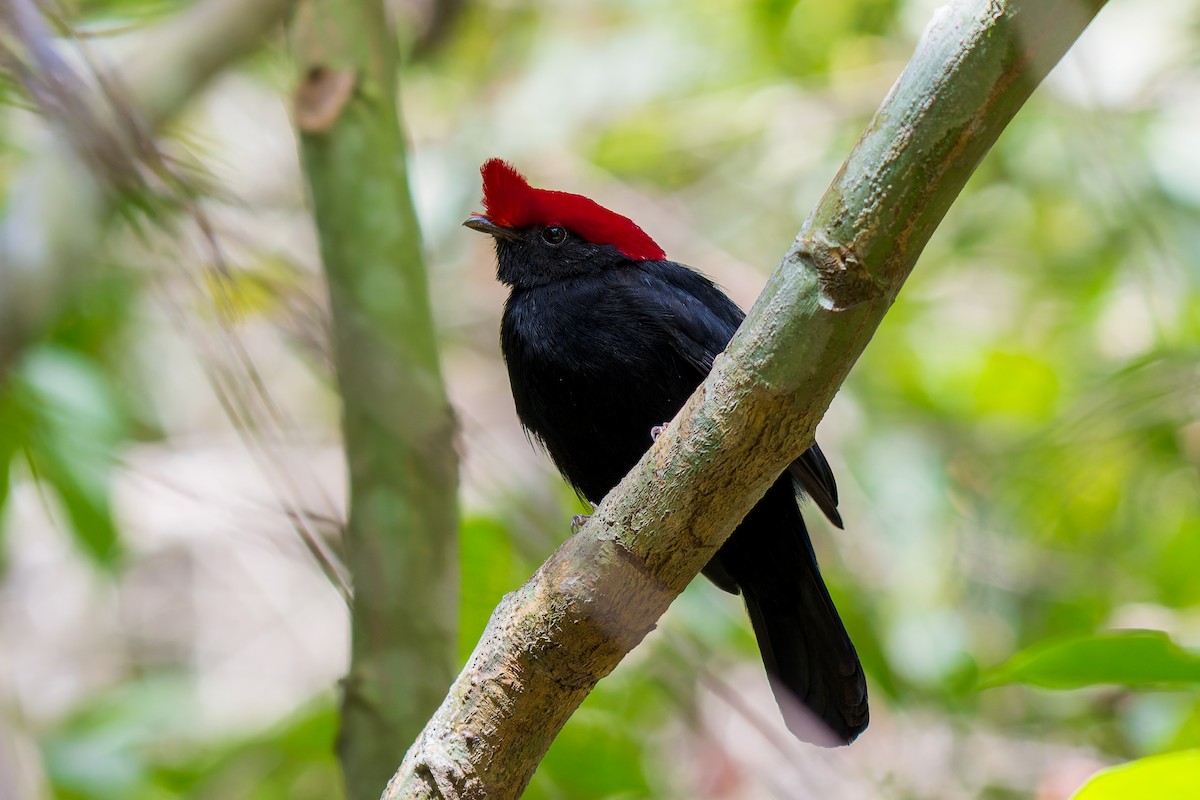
[{"x1": 466, "y1": 164, "x2": 868, "y2": 744}]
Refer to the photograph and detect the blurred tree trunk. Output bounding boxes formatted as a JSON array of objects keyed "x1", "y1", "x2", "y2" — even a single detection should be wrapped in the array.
[
  {"x1": 382, "y1": 0, "x2": 1108, "y2": 798},
  {"x1": 290, "y1": 2, "x2": 459, "y2": 799}
]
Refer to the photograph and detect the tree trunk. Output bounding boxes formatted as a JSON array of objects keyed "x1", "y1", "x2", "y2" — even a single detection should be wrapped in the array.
[{"x1": 291, "y1": 2, "x2": 460, "y2": 798}]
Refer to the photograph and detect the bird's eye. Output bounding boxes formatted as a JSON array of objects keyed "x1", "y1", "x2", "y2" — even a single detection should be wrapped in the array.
[{"x1": 541, "y1": 226, "x2": 567, "y2": 245}]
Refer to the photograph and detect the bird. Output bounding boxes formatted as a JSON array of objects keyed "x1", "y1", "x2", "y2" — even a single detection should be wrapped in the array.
[{"x1": 464, "y1": 158, "x2": 867, "y2": 745}]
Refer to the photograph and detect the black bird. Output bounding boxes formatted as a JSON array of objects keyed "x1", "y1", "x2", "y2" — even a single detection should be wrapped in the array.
[{"x1": 465, "y1": 158, "x2": 867, "y2": 744}]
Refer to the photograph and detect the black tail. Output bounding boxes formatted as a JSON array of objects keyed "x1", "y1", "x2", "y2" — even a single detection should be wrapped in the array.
[{"x1": 715, "y1": 478, "x2": 868, "y2": 745}]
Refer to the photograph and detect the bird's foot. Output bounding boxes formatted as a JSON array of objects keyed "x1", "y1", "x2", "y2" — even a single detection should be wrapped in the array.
[
  {"x1": 571, "y1": 501, "x2": 598, "y2": 532},
  {"x1": 650, "y1": 422, "x2": 670, "y2": 442}
]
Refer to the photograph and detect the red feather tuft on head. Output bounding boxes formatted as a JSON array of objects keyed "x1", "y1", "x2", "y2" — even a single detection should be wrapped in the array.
[{"x1": 477, "y1": 159, "x2": 666, "y2": 262}]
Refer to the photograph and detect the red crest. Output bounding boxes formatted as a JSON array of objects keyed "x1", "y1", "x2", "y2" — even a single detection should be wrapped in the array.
[{"x1": 478, "y1": 159, "x2": 666, "y2": 262}]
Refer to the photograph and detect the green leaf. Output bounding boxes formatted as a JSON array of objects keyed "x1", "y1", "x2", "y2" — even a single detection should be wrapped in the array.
[
  {"x1": 982, "y1": 630, "x2": 1200, "y2": 691},
  {"x1": 0, "y1": 399, "x2": 20, "y2": 568},
  {"x1": 12, "y1": 346, "x2": 126, "y2": 567},
  {"x1": 1070, "y1": 750, "x2": 1200, "y2": 800}
]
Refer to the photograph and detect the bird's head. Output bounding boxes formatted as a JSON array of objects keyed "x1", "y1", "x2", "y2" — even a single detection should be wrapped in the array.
[{"x1": 464, "y1": 158, "x2": 665, "y2": 289}]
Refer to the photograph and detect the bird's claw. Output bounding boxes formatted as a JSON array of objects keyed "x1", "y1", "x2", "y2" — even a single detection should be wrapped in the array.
[
  {"x1": 650, "y1": 422, "x2": 669, "y2": 442},
  {"x1": 571, "y1": 500, "x2": 598, "y2": 532}
]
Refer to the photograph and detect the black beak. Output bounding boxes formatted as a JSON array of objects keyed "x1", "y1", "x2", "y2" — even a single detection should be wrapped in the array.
[{"x1": 463, "y1": 214, "x2": 521, "y2": 242}]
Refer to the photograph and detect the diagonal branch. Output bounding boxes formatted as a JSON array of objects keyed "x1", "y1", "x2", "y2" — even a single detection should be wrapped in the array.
[{"x1": 383, "y1": 1, "x2": 1109, "y2": 798}]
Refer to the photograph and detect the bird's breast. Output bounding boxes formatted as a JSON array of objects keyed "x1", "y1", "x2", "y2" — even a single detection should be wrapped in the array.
[{"x1": 500, "y1": 285, "x2": 696, "y2": 500}]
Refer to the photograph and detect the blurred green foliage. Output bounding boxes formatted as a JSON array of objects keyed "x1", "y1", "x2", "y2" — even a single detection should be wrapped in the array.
[
  {"x1": 42, "y1": 681, "x2": 340, "y2": 800},
  {"x1": 1, "y1": 268, "x2": 143, "y2": 568},
  {"x1": 1070, "y1": 749, "x2": 1200, "y2": 800},
  {"x1": 984, "y1": 630, "x2": 1200, "y2": 690},
  {"x1": 2, "y1": 0, "x2": 1200, "y2": 798}
]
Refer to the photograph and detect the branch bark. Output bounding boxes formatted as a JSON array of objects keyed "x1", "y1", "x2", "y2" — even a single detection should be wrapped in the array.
[
  {"x1": 290, "y1": 2, "x2": 459, "y2": 799},
  {"x1": 383, "y1": 1, "x2": 1109, "y2": 797}
]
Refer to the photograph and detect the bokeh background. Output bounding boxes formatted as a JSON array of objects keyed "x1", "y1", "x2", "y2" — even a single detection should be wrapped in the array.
[{"x1": 2, "y1": 0, "x2": 1200, "y2": 797}]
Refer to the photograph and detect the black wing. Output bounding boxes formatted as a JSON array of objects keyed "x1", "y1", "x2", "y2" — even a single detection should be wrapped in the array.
[
  {"x1": 624, "y1": 261, "x2": 843, "y2": 528},
  {"x1": 788, "y1": 447, "x2": 843, "y2": 529}
]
